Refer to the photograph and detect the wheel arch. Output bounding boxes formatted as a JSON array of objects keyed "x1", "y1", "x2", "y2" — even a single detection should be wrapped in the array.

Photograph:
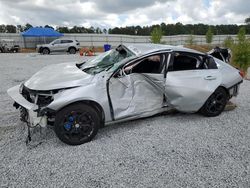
[
  {"x1": 42, "y1": 47, "x2": 50, "y2": 53},
  {"x1": 217, "y1": 85, "x2": 230, "y2": 98},
  {"x1": 56, "y1": 100, "x2": 105, "y2": 127},
  {"x1": 39, "y1": 46, "x2": 43, "y2": 51},
  {"x1": 203, "y1": 85, "x2": 230, "y2": 103},
  {"x1": 68, "y1": 46, "x2": 76, "y2": 51},
  {"x1": 198, "y1": 85, "x2": 229, "y2": 113}
]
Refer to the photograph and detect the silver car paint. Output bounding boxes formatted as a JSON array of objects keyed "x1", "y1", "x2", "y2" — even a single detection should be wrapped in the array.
[
  {"x1": 164, "y1": 69, "x2": 222, "y2": 112},
  {"x1": 215, "y1": 58, "x2": 243, "y2": 88},
  {"x1": 7, "y1": 85, "x2": 48, "y2": 127},
  {"x1": 126, "y1": 43, "x2": 203, "y2": 56},
  {"x1": 24, "y1": 62, "x2": 94, "y2": 90},
  {"x1": 7, "y1": 85, "x2": 37, "y2": 111},
  {"x1": 47, "y1": 72, "x2": 112, "y2": 122},
  {"x1": 109, "y1": 73, "x2": 165, "y2": 120},
  {"x1": 37, "y1": 39, "x2": 80, "y2": 53},
  {"x1": 7, "y1": 43, "x2": 243, "y2": 127}
]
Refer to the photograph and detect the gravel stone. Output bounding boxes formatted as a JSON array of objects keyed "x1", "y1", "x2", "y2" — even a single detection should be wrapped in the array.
[{"x1": 0, "y1": 53, "x2": 249, "y2": 187}]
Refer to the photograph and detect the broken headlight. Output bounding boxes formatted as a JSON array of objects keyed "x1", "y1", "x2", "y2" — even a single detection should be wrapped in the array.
[
  {"x1": 21, "y1": 85, "x2": 56, "y2": 107},
  {"x1": 19, "y1": 83, "x2": 24, "y2": 94},
  {"x1": 36, "y1": 94, "x2": 54, "y2": 107}
]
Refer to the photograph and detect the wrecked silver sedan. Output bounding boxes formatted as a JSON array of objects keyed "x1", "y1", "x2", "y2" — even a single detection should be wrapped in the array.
[{"x1": 7, "y1": 44, "x2": 243, "y2": 145}]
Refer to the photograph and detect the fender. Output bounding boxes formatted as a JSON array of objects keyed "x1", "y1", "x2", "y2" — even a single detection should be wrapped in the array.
[{"x1": 47, "y1": 82, "x2": 112, "y2": 122}]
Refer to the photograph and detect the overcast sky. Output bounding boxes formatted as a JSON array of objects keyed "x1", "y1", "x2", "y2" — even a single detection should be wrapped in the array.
[{"x1": 0, "y1": 0, "x2": 249, "y2": 28}]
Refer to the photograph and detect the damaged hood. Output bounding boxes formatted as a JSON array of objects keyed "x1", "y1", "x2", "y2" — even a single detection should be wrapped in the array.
[{"x1": 24, "y1": 62, "x2": 94, "y2": 90}]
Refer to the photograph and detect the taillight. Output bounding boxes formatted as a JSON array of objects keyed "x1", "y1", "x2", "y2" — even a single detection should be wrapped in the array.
[{"x1": 239, "y1": 70, "x2": 245, "y2": 78}]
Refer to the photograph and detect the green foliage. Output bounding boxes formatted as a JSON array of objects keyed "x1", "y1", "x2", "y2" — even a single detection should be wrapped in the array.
[
  {"x1": 16, "y1": 25, "x2": 24, "y2": 32},
  {"x1": 150, "y1": 27, "x2": 163, "y2": 44},
  {"x1": 0, "y1": 23, "x2": 244, "y2": 35},
  {"x1": 206, "y1": 27, "x2": 213, "y2": 44},
  {"x1": 223, "y1": 36, "x2": 234, "y2": 48},
  {"x1": 108, "y1": 23, "x2": 244, "y2": 36},
  {"x1": 103, "y1": 28, "x2": 107, "y2": 34},
  {"x1": 232, "y1": 27, "x2": 250, "y2": 71},
  {"x1": 0, "y1": 22, "x2": 250, "y2": 35},
  {"x1": 24, "y1": 23, "x2": 33, "y2": 31},
  {"x1": 44, "y1": 25, "x2": 54, "y2": 30},
  {"x1": 56, "y1": 26, "x2": 69, "y2": 33},
  {"x1": 0, "y1": 24, "x2": 6, "y2": 33},
  {"x1": 4, "y1": 25, "x2": 16, "y2": 33},
  {"x1": 186, "y1": 35, "x2": 195, "y2": 45},
  {"x1": 237, "y1": 27, "x2": 246, "y2": 42},
  {"x1": 245, "y1": 17, "x2": 250, "y2": 25},
  {"x1": 56, "y1": 26, "x2": 96, "y2": 33}
]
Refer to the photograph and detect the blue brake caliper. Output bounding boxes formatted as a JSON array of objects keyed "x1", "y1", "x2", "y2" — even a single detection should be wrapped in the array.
[{"x1": 64, "y1": 116, "x2": 74, "y2": 131}]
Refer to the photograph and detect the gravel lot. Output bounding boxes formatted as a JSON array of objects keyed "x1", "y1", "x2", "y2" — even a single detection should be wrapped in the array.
[{"x1": 0, "y1": 53, "x2": 250, "y2": 188}]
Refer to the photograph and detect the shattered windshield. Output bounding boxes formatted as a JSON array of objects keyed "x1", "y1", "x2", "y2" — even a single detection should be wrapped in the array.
[{"x1": 79, "y1": 47, "x2": 134, "y2": 74}]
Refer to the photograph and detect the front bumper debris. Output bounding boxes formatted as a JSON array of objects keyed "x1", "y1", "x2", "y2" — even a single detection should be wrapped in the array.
[{"x1": 7, "y1": 85, "x2": 47, "y2": 127}]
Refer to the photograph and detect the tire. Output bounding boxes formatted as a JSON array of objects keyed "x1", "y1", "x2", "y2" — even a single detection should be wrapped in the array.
[
  {"x1": 200, "y1": 87, "x2": 228, "y2": 117},
  {"x1": 68, "y1": 47, "x2": 76, "y2": 54},
  {"x1": 42, "y1": 48, "x2": 50, "y2": 55},
  {"x1": 39, "y1": 47, "x2": 43, "y2": 54},
  {"x1": 54, "y1": 103, "x2": 100, "y2": 145}
]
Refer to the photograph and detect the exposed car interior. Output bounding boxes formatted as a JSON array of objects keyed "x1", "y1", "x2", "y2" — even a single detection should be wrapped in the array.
[
  {"x1": 120, "y1": 52, "x2": 218, "y2": 77},
  {"x1": 172, "y1": 54, "x2": 198, "y2": 71},
  {"x1": 124, "y1": 54, "x2": 165, "y2": 74},
  {"x1": 202, "y1": 56, "x2": 218, "y2": 69},
  {"x1": 209, "y1": 47, "x2": 231, "y2": 63},
  {"x1": 169, "y1": 53, "x2": 218, "y2": 71}
]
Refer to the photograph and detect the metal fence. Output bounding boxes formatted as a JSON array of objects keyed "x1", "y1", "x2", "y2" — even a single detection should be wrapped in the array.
[{"x1": 0, "y1": 33, "x2": 249, "y2": 48}]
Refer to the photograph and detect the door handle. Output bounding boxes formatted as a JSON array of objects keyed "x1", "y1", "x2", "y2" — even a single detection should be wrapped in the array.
[{"x1": 204, "y1": 76, "x2": 216, "y2": 80}]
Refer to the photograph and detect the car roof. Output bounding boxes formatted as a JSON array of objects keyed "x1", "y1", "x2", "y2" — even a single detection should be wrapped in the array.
[
  {"x1": 123, "y1": 43, "x2": 204, "y2": 56},
  {"x1": 59, "y1": 38, "x2": 75, "y2": 41}
]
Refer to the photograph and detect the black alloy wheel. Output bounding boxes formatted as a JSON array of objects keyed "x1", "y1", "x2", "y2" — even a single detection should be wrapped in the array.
[
  {"x1": 54, "y1": 103, "x2": 100, "y2": 145},
  {"x1": 200, "y1": 87, "x2": 228, "y2": 117},
  {"x1": 69, "y1": 47, "x2": 76, "y2": 54},
  {"x1": 42, "y1": 48, "x2": 50, "y2": 55}
]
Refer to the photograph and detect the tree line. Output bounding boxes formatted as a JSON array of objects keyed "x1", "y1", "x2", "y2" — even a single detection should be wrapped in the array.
[{"x1": 0, "y1": 17, "x2": 250, "y2": 35}]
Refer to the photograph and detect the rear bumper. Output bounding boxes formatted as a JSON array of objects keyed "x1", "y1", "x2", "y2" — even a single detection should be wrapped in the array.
[
  {"x1": 7, "y1": 85, "x2": 47, "y2": 127},
  {"x1": 228, "y1": 80, "x2": 243, "y2": 97}
]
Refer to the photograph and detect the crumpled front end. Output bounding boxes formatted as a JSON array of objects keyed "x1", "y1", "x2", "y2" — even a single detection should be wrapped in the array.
[{"x1": 7, "y1": 84, "x2": 55, "y2": 128}]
